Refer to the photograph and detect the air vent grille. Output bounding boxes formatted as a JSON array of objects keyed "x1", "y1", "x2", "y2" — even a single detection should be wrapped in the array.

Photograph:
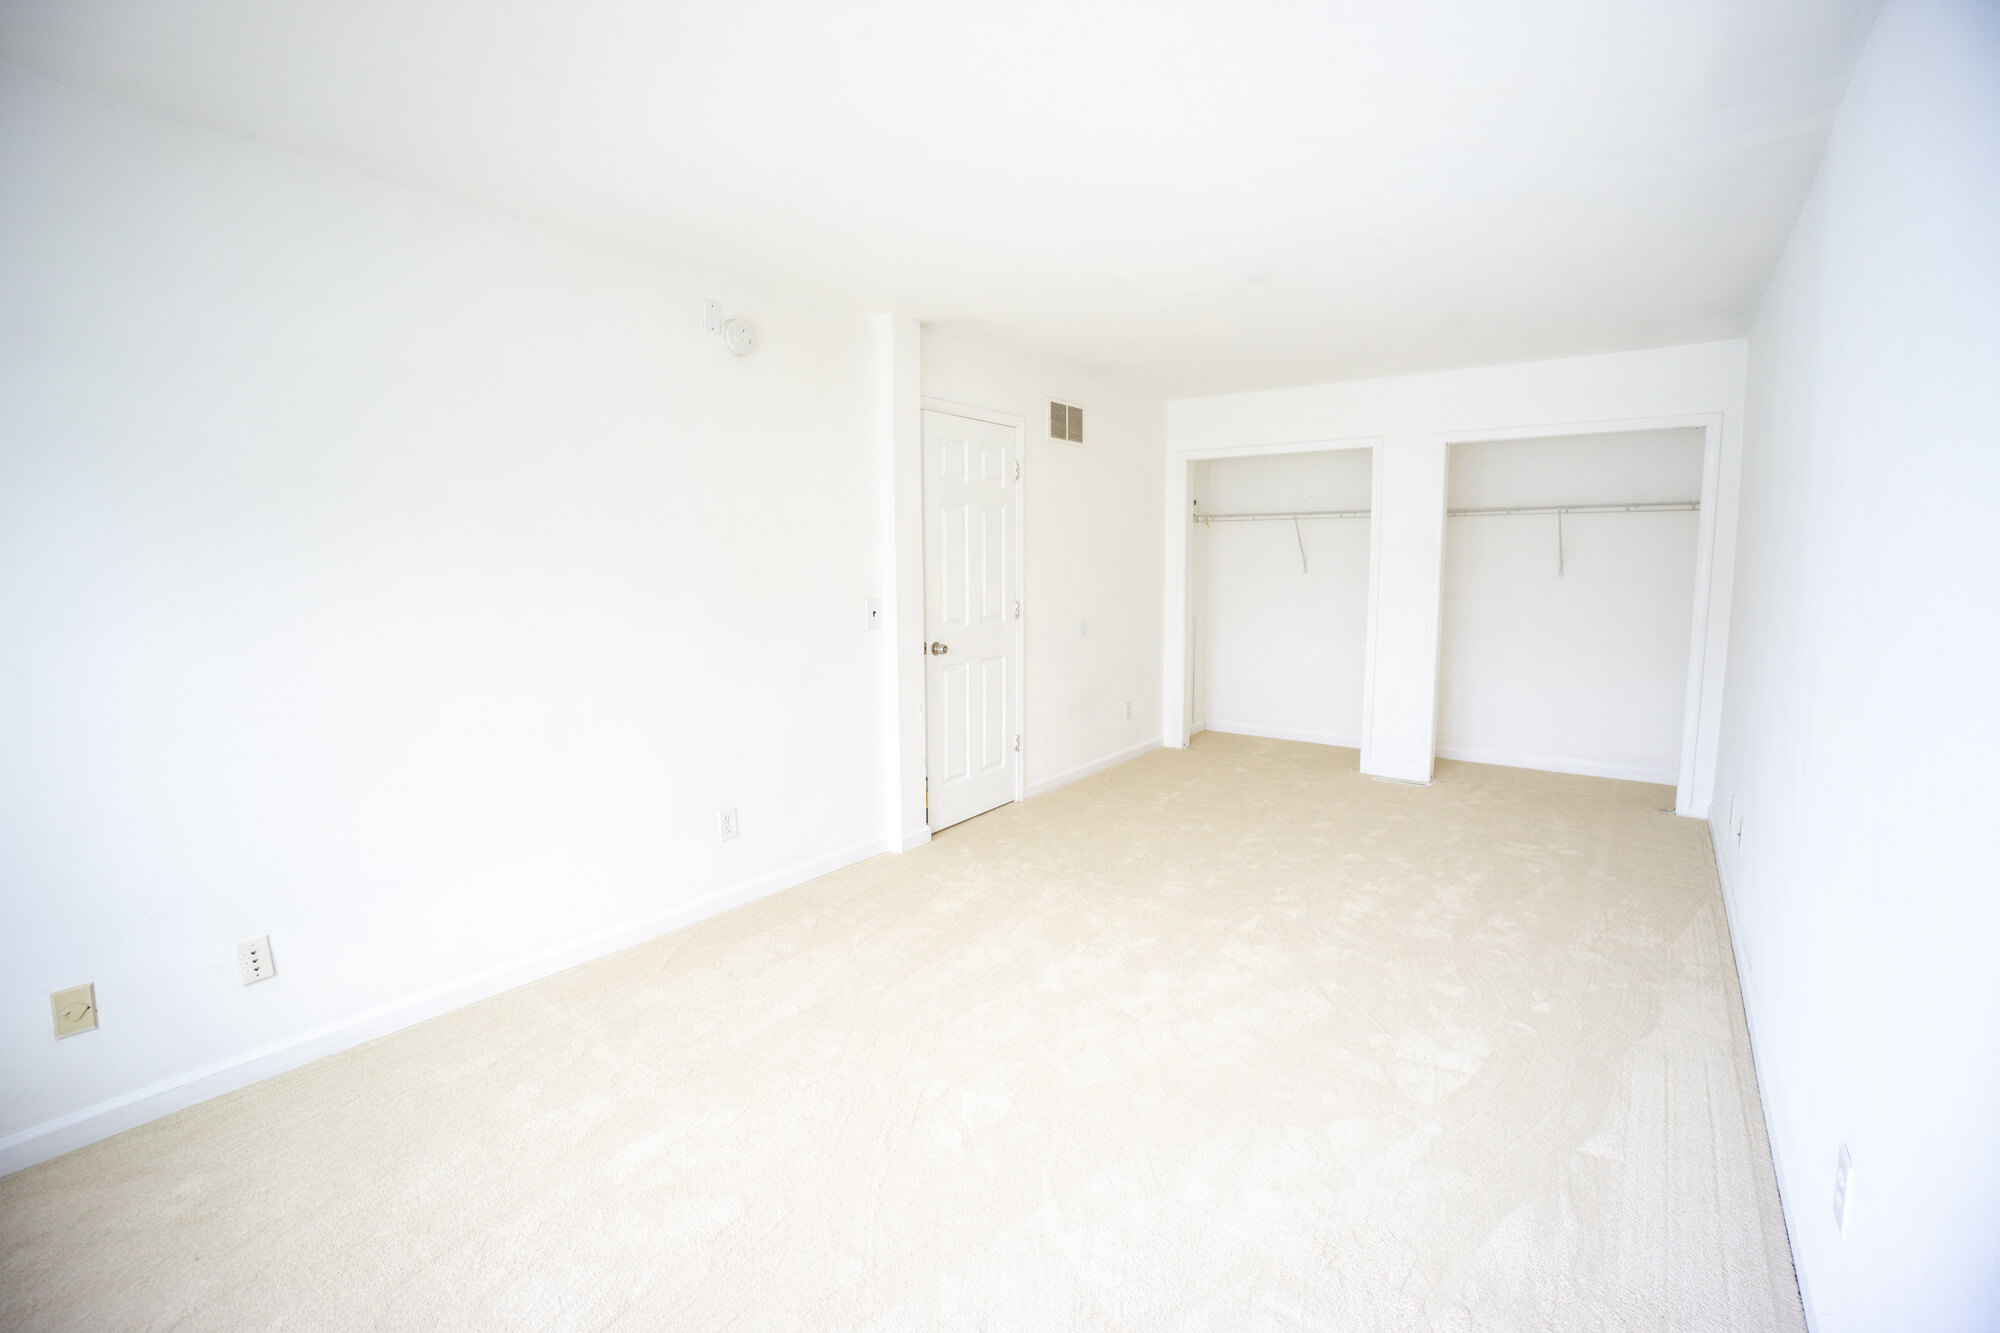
[{"x1": 1049, "y1": 400, "x2": 1084, "y2": 444}]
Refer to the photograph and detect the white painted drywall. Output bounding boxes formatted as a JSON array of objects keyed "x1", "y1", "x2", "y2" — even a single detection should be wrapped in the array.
[
  {"x1": 873, "y1": 313, "x2": 928, "y2": 851},
  {"x1": 0, "y1": 70, "x2": 1167, "y2": 1171},
  {"x1": 920, "y1": 331, "x2": 1165, "y2": 795},
  {"x1": 1711, "y1": 1, "x2": 2000, "y2": 1327},
  {"x1": 1166, "y1": 341, "x2": 1745, "y2": 808},
  {"x1": 0, "y1": 65, "x2": 893, "y2": 1165},
  {"x1": 1192, "y1": 450, "x2": 1373, "y2": 749},
  {"x1": 1438, "y1": 430, "x2": 1703, "y2": 784},
  {"x1": 1187, "y1": 460, "x2": 1210, "y2": 735}
]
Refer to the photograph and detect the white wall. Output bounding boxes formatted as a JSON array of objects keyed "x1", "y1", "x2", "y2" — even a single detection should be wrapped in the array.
[
  {"x1": 1192, "y1": 449, "x2": 1373, "y2": 748},
  {"x1": 874, "y1": 313, "x2": 928, "y2": 852},
  {"x1": 1438, "y1": 429, "x2": 1703, "y2": 784},
  {"x1": 1166, "y1": 341, "x2": 1743, "y2": 810},
  {"x1": 0, "y1": 69, "x2": 1166, "y2": 1171},
  {"x1": 1711, "y1": 1, "x2": 2000, "y2": 1328},
  {"x1": 1188, "y1": 460, "x2": 1210, "y2": 732},
  {"x1": 0, "y1": 65, "x2": 892, "y2": 1166},
  {"x1": 921, "y1": 331, "x2": 1165, "y2": 794}
]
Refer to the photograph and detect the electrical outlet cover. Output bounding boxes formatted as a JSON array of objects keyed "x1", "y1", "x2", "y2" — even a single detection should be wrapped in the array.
[
  {"x1": 237, "y1": 935, "x2": 277, "y2": 985},
  {"x1": 718, "y1": 806, "x2": 739, "y2": 841},
  {"x1": 51, "y1": 983, "x2": 97, "y2": 1038}
]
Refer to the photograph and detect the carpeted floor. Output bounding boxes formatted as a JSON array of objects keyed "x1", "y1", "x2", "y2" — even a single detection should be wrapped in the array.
[{"x1": 0, "y1": 734, "x2": 1801, "y2": 1331}]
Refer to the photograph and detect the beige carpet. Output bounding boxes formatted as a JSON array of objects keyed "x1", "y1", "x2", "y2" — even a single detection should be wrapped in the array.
[{"x1": 0, "y1": 734, "x2": 1801, "y2": 1331}]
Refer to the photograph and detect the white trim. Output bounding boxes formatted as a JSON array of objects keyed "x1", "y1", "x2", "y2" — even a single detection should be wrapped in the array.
[
  {"x1": 0, "y1": 834, "x2": 892, "y2": 1177},
  {"x1": 1024, "y1": 738, "x2": 1162, "y2": 800},
  {"x1": 878, "y1": 315, "x2": 927, "y2": 850},
  {"x1": 1680, "y1": 415, "x2": 1727, "y2": 819},
  {"x1": 1202, "y1": 719, "x2": 1362, "y2": 750},
  {"x1": 918, "y1": 399, "x2": 1030, "y2": 813},
  {"x1": 1178, "y1": 435, "x2": 1384, "y2": 461},
  {"x1": 920, "y1": 396, "x2": 1020, "y2": 431},
  {"x1": 1434, "y1": 745, "x2": 1678, "y2": 787},
  {"x1": 1361, "y1": 443, "x2": 1386, "y2": 766},
  {"x1": 1433, "y1": 412, "x2": 1727, "y2": 816},
  {"x1": 1709, "y1": 819, "x2": 1817, "y2": 1331},
  {"x1": 899, "y1": 824, "x2": 932, "y2": 852},
  {"x1": 1430, "y1": 412, "x2": 1718, "y2": 446}
]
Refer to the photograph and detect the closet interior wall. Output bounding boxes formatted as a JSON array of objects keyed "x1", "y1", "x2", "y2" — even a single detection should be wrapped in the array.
[
  {"x1": 1191, "y1": 449, "x2": 1373, "y2": 749},
  {"x1": 1437, "y1": 428, "x2": 1704, "y2": 784}
]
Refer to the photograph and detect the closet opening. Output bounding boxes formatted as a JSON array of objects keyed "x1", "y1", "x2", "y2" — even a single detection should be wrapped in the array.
[
  {"x1": 1190, "y1": 446, "x2": 1376, "y2": 757},
  {"x1": 1437, "y1": 427, "x2": 1706, "y2": 793}
]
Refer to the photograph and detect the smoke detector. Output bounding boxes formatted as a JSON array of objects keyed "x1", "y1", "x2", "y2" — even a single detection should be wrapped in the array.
[{"x1": 698, "y1": 299, "x2": 757, "y2": 356}]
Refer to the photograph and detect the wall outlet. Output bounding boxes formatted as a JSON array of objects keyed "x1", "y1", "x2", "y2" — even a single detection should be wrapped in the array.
[
  {"x1": 718, "y1": 806, "x2": 739, "y2": 841},
  {"x1": 1833, "y1": 1143, "x2": 1854, "y2": 1236},
  {"x1": 698, "y1": 298, "x2": 723, "y2": 335},
  {"x1": 1124, "y1": 700, "x2": 1133, "y2": 720},
  {"x1": 51, "y1": 983, "x2": 97, "y2": 1039},
  {"x1": 237, "y1": 935, "x2": 277, "y2": 985}
]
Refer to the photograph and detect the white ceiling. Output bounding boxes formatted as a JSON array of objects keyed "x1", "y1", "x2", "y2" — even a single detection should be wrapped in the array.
[{"x1": 1, "y1": 0, "x2": 1880, "y2": 396}]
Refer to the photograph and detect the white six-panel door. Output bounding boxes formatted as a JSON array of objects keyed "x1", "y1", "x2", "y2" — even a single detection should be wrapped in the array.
[{"x1": 922, "y1": 409, "x2": 1019, "y2": 831}]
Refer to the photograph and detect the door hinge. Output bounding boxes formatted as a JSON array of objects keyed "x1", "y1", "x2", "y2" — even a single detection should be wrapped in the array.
[
  {"x1": 1014, "y1": 599, "x2": 1021, "y2": 620},
  {"x1": 1014, "y1": 734, "x2": 1021, "y2": 753},
  {"x1": 1014, "y1": 460, "x2": 1021, "y2": 482}
]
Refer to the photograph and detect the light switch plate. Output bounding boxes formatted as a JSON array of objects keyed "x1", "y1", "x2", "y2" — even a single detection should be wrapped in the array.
[{"x1": 51, "y1": 983, "x2": 97, "y2": 1038}]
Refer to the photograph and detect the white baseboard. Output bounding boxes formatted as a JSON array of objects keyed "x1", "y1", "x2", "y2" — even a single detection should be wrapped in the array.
[
  {"x1": 0, "y1": 834, "x2": 894, "y2": 1178},
  {"x1": 1434, "y1": 744, "x2": 1676, "y2": 787},
  {"x1": 1708, "y1": 818, "x2": 1815, "y2": 1331},
  {"x1": 1203, "y1": 719, "x2": 1362, "y2": 750},
  {"x1": 899, "y1": 824, "x2": 931, "y2": 852},
  {"x1": 1024, "y1": 738, "x2": 1161, "y2": 800}
]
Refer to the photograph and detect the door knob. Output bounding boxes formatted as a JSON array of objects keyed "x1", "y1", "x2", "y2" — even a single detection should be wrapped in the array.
[{"x1": 929, "y1": 641, "x2": 950, "y2": 655}]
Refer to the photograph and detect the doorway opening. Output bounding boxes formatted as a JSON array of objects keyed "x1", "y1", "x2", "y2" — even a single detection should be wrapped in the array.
[
  {"x1": 1438, "y1": 427, "x2": 1705, "y2": 789},
  {"x1": 919, "y1": 405, "x2": 1025, "y2": 832},
  {"x1": 1190, "y1": 447, "x2": 1376, "y2": 755}
]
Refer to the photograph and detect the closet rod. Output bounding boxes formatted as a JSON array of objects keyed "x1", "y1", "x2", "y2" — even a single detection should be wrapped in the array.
[
  {"x1": 1192, "y1": 509, "x2": 1370, "y2": 524},
  {"x1": 1191, "y1": 500, "x2": 1699, "y2": 525},
  {"x1": 1447, "y1": 500, "x2": 1699, "y2": 517}
]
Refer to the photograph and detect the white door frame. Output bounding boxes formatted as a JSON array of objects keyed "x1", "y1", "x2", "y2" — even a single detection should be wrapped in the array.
[
  {"x1": 920, "y1": 397, "x2": 1028, "y2": 811},
  {"x1": 1434, "y1": 412, "x2": 1726, "y2": 816},
  {"x1": 1166, "y1": 435, "x2": 1385, "y2": 766}
]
